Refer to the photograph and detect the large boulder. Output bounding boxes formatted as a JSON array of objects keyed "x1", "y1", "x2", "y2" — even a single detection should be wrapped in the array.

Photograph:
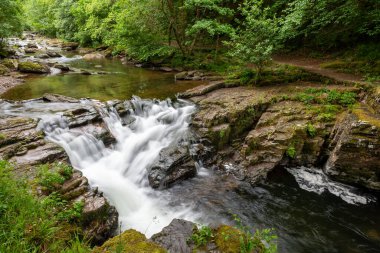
[
  {"x1": 93, "y1": 229, "x2": 166, "y2": 253},
  {"x1": 18, "y1": 61, "x2": 50, "y2": 74},
  {"x1": 151, "y1": 219, "x2": 196, "y2": 253},
  {"x1": 83, "y1": 52, "x2": 105, "y2": 60},
  {"x1": 325, "y1": 106, "x2": 380, "y2": 190},
  {"x1": 61, "y1": 42, "x2": 79, "y2": 50},
  {"x1": 148, "y1": 143, "x2": 196, "y2": 189}
]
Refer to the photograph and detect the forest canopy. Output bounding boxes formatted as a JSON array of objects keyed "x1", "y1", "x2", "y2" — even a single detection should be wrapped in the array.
[{"x1": 2, "y1": 0, "x2": 380, "y2": 63}]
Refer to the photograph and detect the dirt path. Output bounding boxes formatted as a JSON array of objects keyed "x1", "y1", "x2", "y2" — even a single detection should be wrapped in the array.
[{"x1": 273, "y1": 55, "x2": 367, "y2": 85}]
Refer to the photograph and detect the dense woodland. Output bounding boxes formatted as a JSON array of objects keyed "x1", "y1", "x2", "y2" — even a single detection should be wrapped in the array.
[{"x1": 1, "y1": 0, "x2": 379, "y2": 77}]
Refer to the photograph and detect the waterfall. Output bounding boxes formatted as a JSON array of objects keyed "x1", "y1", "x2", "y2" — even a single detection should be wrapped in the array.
[{"x1": 39, "y1": 97, "x2": 198, "y2": 236}]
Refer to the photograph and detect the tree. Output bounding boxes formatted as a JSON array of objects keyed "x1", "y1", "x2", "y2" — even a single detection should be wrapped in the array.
[
  {"x1": 184, "y1": 0, "x2": 236, "y2": 58},
  {"x1": 0, "y1": 0, "x2": 23, "y2": 40},
  {"x1": 229, "y1": 0, "x2": 280, "y2": 82}
]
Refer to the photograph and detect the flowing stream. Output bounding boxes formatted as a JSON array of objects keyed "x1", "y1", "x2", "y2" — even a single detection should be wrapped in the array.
[
  {"x1": 1, "y1": 97, "x2": 380, "y2": 252},
  {"x1": 38, "y1": 97, "x2": 200, "y2": 236},
  {"x1": 1, "y1": 36, "x2": 380, "y2": 251}
]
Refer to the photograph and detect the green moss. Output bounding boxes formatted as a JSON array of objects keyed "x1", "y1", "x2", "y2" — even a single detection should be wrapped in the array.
[
  {"x1": 18, "y1": 61, "x2": 49, "y2": 73},
  {"x1": 215, "y1": 225, "x2": 242, "y2": 253},
  {"x1": 353, "y1": 108, "x2": 380, "y2": 128},
  {"x1": 92, "y1": 229, "x2": 166, "y2": 253},
  {"x1": 0, "y1": 64, "x2": 10, "y2": 75},
  {"x1": 1, "y1": 59, "x2": 17, "y2": 69}
]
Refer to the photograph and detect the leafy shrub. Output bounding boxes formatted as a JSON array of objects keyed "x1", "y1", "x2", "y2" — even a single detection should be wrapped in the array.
[
  {"x1": 190, "y1": 225, "x2": 214, "y2": 247},
  {"x1": 286, "y1": 145, "x2": 296, "y2": 159},
  {"x1": 306, "y1": 123, "x2": 317, "y2": 137}
]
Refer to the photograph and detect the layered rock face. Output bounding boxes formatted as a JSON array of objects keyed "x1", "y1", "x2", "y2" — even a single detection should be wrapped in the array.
[
  {"x1": 325, "y1": 103, "x2": 380, "y2": 190},
  {"x1": 181, "y1": 81, "x2": 380, "y2": 191}
]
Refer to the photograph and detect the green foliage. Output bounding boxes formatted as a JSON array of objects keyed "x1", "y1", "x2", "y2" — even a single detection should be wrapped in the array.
[
  {"x1": 190, "y1": 225, "x2": 214, "y2": 247},
  {"x1": 42, "y1": 192, "x2": 84, "y2": 223},
  {"x1": 295, "y1": 88, "x2": 357, "y2": 106},
  {"x1": 37, "y1": 163, "x2": 73, "y2": 193},
  {"x1": 279, "y1": 0, "x2": 380, "y2": 49},
  {"x1": 306, "y1": 123, "x2": 317, "y2": 137},
  {"x1": 239, "y1": 69, "x2": 256, "y2": 85},
  {"x1": 0, "y1": 160, "x2": 89, "y2": 253},
  {"x1": 232, "y1": 214, "x2": 277, "y2": 253},
  {"x1": 286, "y1": 145, "x2": 296, "y2": 159},
  {"x1": 228, "y1": 0, "x2": 280, "y2": 81},
  {"x1": 0, "y1": 0, "x2": 23, "y2": 39}
]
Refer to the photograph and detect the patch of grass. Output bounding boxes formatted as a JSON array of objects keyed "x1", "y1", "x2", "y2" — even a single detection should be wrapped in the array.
[
  {"x1": 295, "y1": 88, "x2": 357, "y2": 106},
  {"x1": 0, "y1": 160, "x2": 90, "y2": 253},
  {"x1": 37, "y1": 163, "x2": 73, "y2": 193}
]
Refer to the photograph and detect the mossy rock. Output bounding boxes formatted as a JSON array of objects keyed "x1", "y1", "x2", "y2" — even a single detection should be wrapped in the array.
[
  {"x1": 353, "y1": 107, "x2": 380, "y2": 128},
  {"x1": 18, "y1": 61, "x2": 50, "y2": 74},
  {"x1": 0, "y1": 64, "x2": 10, "y2": 75},
  {"x1": 1, "y1": 59, "x2": 18, "y2": 70},
  {"x1": 214, "y1": 225, "x2": 242, "y2": 253},
  {"x1": 92, "y1": 229, "x2": 166, "y2": 253}
]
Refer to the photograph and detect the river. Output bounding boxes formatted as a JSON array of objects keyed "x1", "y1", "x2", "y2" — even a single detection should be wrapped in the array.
[{"x1": 1, "y1": 43, "x2": 380, "y2": 252}]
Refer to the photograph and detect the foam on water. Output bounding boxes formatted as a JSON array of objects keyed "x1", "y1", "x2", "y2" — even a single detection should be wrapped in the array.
[
  {"x1": 38, "y1": 97, "x2": 199, "y2": 236},
  {"x1": 286, "y1": 167, "x2": 376, "y2": 205}
]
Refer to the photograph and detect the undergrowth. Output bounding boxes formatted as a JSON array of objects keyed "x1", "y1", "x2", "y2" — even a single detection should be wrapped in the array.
[{"x1": 0, "y1": 160, "x2": 90, "y2": 253}]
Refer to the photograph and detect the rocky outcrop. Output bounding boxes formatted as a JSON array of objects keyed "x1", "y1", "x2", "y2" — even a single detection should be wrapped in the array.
[
  {"x1": 183, "y1": 81, "x2": 380, "y2": 190},
  {"x1": 18, "y1": 61, "x2": 50, "y2": 74},
  {"x1": 325, "y1": 105, "x2": 380, "y2": 190},
  {"x1": 93, "y1": 229, "x2": 166, "y2": 253},
  {"x1": 236, "y1": 101, "x2": 333, "y2": 184},
  {"x1": 60, "y1": 171, "x2": 118, "y2": 244},
  {"x1": 151, "y1": 219, "x2": 196, "y2": 253}
]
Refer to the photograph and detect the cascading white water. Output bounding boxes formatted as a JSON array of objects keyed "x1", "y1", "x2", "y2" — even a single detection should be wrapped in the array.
[{"x1": 39, "y1": 97, "x2": 199, "y2": 236}]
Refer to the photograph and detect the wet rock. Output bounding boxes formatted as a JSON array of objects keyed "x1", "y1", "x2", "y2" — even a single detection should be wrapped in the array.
[
  {"x1": 42, "y1": 93, "x2": 80, "y2": 103},
  {"x1": 179, "y1": 81, "x2": 228, "y2": 99},
  {"x1": 26, "y1": 42, "x2": 38, "y2": 49},
  {"x1": 18, "y1": 61, "x2": 50, "y2": 74},
  {"x1": 80, "y1": 191, "x2": 119, "y2": 244},
  {"x1": 325, "y1": 106, "x2": 380, "y2": 190},
  {"x1": 93, "y1": 229, "x2": 166, "y2": 253},
  {"x1": 151, "y1": 219, "x2": 196, "y2": 253},
  {"x1": 35, "y1": 53, "x2": 50, "y2": 59},
  {"x1": 78, "y1": 48, "x2": 96, "y2": 54},
  {"x1": 61, "y1": 42, "x2": 79, "y2": 50},
  {"x1": 53, "y1": 64, "x2": 70, "y2": 71},
  {"x1": 148, "y1": 143, "x2": 196, "y2": 189},
  {"x1": 175, "y1": 71, "x2": 188, "y2": 80},
  {"x1": 83, "y1": 52, "x2": 105, "y2": 60},
  {"x1": 159, "y1": 66, "x2": 173, "y2": 72},
  {"x1": 24, "y1": 48, "x2": 37, "y2": 54},
  {"x1": 46, "y1": 51, "x2": 62, "y2": 58}
]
